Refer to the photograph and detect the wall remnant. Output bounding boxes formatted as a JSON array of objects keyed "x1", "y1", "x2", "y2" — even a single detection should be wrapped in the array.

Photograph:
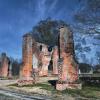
[
  {"x1": 18, "y1": 26, "x2": 81, "y2": 90},
  {"x1": 56, "y1": 26, "x2": 81, "y2": 90},
  {"x1": 0, "y1": 53, "x2": 9, "y2": 78},
  {"x1": 18, "y1": 33, "x2": 34, "y2": 86}
]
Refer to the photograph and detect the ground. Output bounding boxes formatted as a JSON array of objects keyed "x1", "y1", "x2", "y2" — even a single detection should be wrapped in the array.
[{"x1": 0, "y1": 76, "x2": 100, "y2": 100}]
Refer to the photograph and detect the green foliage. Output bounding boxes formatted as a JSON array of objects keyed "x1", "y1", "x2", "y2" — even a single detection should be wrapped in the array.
[
  {"x1": 94, "y1": 64, "x2": 100, "y2": 73},
  {"x1": 9, "y1": 57, "x2": 21, "y2": 76},
  {"x1": 62, "y1": 85, "x2": 100, "y2": 99},
  {"x1": 79, "y1": 63, "x2": 92, "y2": 73},
  {"x1": 12, "y1": 60, "x2": 20, "y2": 76},
  {"x1": 32, "y1": 18, "x2": 67, "y2": 46}
]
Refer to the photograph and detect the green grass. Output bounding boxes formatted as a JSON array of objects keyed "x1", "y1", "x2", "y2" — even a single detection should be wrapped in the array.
[
  {"x1": 61, "y1": 85, "x2": 100, "y2": 99},
  {"x1": 8, "y1": 83, "x2": 100, "y2": 99},
  {"x1": 8, "y1": 82, "x2": 55, "y2": 91},
  {"x1": 0, "y1": 77, "x2": 8, "y2": 80}
]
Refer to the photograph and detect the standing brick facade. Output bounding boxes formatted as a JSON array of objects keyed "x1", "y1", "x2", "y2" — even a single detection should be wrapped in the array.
[{"x1": 18, "y1": 27, "x2": 81, "y2": 89}]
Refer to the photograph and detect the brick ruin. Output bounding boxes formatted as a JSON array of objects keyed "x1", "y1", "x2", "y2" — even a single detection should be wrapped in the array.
[
  {"x1": 56, "y1": 26, "x2": 81, "y2": 90},
  {"x1": 0, "y1": 53, "x2": 12, "y2": 78},
  {"x1": 18, "y1": 34, "x2": 54, "y2": 85},
  {"x1": 18, "y1": 26, "x2": 81, "y2": 90},
  {"x1": 52, "y1": 46, "x2": 59, "y2": 75},
  {"x1": 18, "y1": 34, "x2": 34, "y2": 86}
]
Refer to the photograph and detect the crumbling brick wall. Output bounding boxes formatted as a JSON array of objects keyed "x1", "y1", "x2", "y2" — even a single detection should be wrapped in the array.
[
  {"x1": 38, "y1": 44, "x2": 52, "y2": 76},
  {"x1": 58, "y1": 26, "x2": 78, "y2": 83}
]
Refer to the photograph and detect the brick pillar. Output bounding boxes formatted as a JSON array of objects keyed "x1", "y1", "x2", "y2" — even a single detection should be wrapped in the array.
[
  {"x1": 18, "y1": 33, "x2": 34, "y2": 86},
  {"x1": 0, "y1": 53, "x2": 9, "y2": 78},
  {"x1": 56, "y1": 26, "x2": 80, "y2": 91},
  {"x1": 52, "y1": 46, "x2": 58, "y2": 75},
  {"x1": 39, "y1": 44, "x2": 51, "y2": 76}
]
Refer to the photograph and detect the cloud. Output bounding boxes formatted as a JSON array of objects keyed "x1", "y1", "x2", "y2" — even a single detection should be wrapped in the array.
[
  {"x1": 0, "y1": 0, "x2": 99, "y2": 66},
  {"x1": 0, "y1": 0, "x2": 81, "y2": 59}
]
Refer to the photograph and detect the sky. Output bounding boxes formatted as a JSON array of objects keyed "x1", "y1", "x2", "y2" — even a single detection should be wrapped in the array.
[
  {"x1": 0, "y1": 0, "x2": 81, "y2": 59},
  {"x1": 0, "y1": 0, "x2": 100, "y2": 65}
]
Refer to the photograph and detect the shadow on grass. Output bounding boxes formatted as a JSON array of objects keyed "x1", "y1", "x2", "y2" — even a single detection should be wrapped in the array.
[{"x1": 48, "y1": 80, "x2": 57, "y2": 88}]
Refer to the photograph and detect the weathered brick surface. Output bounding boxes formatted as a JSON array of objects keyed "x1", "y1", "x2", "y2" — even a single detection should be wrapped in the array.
[
  {"x1": 22, "y1": 34, "x2": 33, "y2": 78},
  {"x1": 0, "y1": 53, "x2": 9, "y2": 78},
  {"x1": 52, "y1": 46, "x2": 58, "y2": 75},
  {"x1": 56, "y1": 26, "x2": 79, "y2": 90},
  {"x1": 38, "y1": 44, "x2": 51, "y2": 76},
  {"x1": 18, "y1": 26, "x2": 79, "y2": 88},
  {"x1": 56, "y1": 83, "x2": 82, "y2": 90},
  {"x1": 18, "y1": 33, "x2": 34, "y2": 85}
]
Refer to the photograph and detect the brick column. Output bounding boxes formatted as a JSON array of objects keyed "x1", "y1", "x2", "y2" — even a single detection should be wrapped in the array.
[
  {"x1": 56, "y1": 26, "x2": 81, "y2": 91},
  {"x1": 0, "y1": 53, "x2": 9, "y2": 78},
  {"x1": 52, "y1": 46, "x2": 58, "y2": 75},
  {"x1": 18, "y1": 33, "x2": 34, "y2": 86}
]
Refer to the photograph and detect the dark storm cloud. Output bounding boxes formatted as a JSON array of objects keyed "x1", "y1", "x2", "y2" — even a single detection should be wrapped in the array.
[{"x1": 0, "y1": 0, "x2": 80, "y2": 59}]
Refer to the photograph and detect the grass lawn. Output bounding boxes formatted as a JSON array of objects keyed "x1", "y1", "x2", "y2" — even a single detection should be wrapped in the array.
[{"x1": 9, "y1": 82, "x2": 100, "y2": 99}]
